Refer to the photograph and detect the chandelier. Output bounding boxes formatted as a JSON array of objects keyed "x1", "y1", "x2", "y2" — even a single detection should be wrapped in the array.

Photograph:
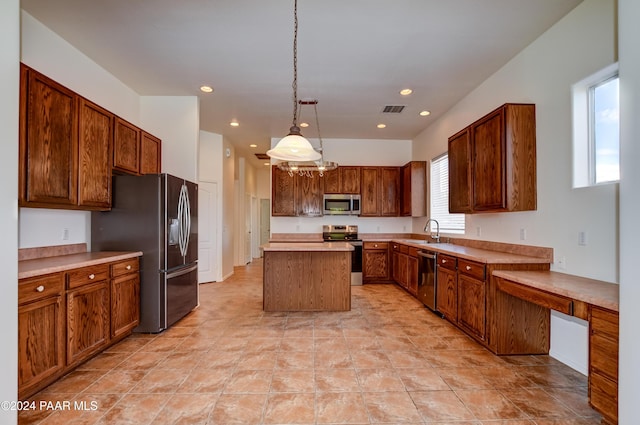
[
  {"x1": 266, "y1": 0, "x2": 321, "y2": 162},
  {"x1": 277, "y1": 99, "x2": 338, "y2": 177}
]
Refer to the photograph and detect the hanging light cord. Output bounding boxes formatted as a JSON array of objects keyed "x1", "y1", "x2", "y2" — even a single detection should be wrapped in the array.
[
  {"x1": 291, "y1": 0, "x2": 299, "y2": 128},
  {"x1": 314, "y1": 103, "x2": 324, "y2": 157}
]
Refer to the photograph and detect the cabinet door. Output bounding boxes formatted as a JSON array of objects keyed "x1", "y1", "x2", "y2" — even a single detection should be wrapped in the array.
[
  {"x1": 140, "y1": 131, "x2": 161, "y2": 174},
  {"x1": 272, "y1": 166, "x2": 297, "y2": 216},
  {"x1": 296, "y1": 174, "x2": 323, "y2": 217},
  {"x1": 113, "y1": 117, "x2": 141, "y2": 174},
  {"x1": 341, "y1": 167, "x2": 361, "y2": 194},
  {"x1": 448, "y1": 129, "x2": 473, "y2": 213},
  {"x1": 472, "y1": 108, "x2": 506, "y2": 211},
  {"x1": 437, "y1": 266, "x2": 458, "y2": 321},
  {"x1": 323, "y1": 169, "x2": 340, "y2": 193},
  {"x1": 401, "y1": 163, "x2": 412, "y2": 216},
  {"x1": 18, "y1": 296, "x2": 65, "y2": 398},
  {"x1": 380, "y1": 167, "x2": 400, "y2": 216},
  {"x1": 401, "y1": 161, "x2": 427, "y2": 217},
  {"x1": 111, "y1": 274, "x2": 140, "y2": 339},
  {"x1": 20, "y1": 65, "x2": 78, "y2": 207},
  {"x1": 67, "y1": 281, "x2": 110, "y2": 366},
  {"x1": 363, "y1": 248, "x2": 390, "y2": 281},
  {"x1": 78, "y1": 98, "x2": 113, "y2": 209},
  {"x1": 407, "y1": 255, "x2": 419, "y2": 295},
  {"x1": 360, "y1": 167, "x2": 380, "y2": 216},
  {"x1": 457, "y1": 274, "x2": 486, "y2": 340},
  {"x1": 394, "y1": 252, "x2": 408, "y2": 289}
]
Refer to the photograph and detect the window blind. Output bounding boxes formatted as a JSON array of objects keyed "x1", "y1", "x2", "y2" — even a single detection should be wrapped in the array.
[{"x1": 430, "y1": 153, "x2": 465, "y2": 234}]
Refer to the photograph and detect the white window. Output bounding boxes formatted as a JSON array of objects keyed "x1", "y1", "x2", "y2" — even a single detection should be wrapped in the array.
[
  {"x1": 430, "y1": 153, "x2": 465, "y2": 234},
  {"x1": 572, "y1": 63, "x2": 620, "y2": 187}
]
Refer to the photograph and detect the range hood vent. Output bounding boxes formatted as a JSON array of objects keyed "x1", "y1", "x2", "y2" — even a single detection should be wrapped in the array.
[{"x1": 382, "y1": 105, "x2": 405, "y2": 113}]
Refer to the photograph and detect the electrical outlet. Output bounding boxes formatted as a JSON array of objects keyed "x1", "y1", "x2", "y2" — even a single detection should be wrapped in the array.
[
  {"x1": 476, "y1": 226, "x2": 481, "y2": 237},
  {"x1": 377, "y1": 226, "x2": 380, "y2": 232},
  {"x1": 556, "y1": 256, "x2": 566, "y2": 270},
  {"x1": 519, "y1": 228, "x2": 527, "y2": 240},
  {"x1": 403, "y1": 225, "x2": 407, "y2": 232},
  {"x1": 62, "y1": 228, "x2": 69, "y2": 240},
  {"x1": 295, "y1": 225, "x2": 300, "y2": 232}
]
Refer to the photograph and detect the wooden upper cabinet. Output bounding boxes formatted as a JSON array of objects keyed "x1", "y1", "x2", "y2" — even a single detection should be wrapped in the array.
[
  {"x1": 272, "y1": 166, "x2": 297, "y2": 216},
  {"x1": 380, "y1": 167, "x2": 400, "y2": 216},
  {"x1": 449, "y1": 103, "x2": 537, "y2": 213},
  {"x1": 19, "y1": 64, "x2": 79, "y2": 207},
  {"x1": 401, "y1": 161, "x2": 426, "y2": 217},
  {"x1": 360, "y1": 167, "x2": 381, "y2": 216},
  {"x1": 78, "y1": 99, "x2": 113, "y2": 209},
  {"x1": 296, "y1": 174, "x2": 324, "y2": 217},
  {"x1": 113, "y1": 118, "x2": 141, "y2": 174},
  {"x1": 448, "y1": 128, "x2": 473, "y2": 214},
  {"x1": 323, "y1": 166, "x2": 360, "y2": 194},
  {"x1": 140, "y1": 131, "x2": 162, "y2": 174}
]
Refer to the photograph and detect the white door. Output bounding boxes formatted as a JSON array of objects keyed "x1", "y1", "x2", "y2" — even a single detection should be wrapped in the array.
[
  {"x1": 244, "y1": 193, "x2": 252, "y2": 264},
  {"x1": 198, "y1": 181, "x2": 218, "y2": 283}
]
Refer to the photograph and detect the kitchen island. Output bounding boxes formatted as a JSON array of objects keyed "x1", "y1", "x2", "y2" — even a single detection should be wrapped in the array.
[{"x1": 262, "y1": 242, "x2": 353, "y2": 312}]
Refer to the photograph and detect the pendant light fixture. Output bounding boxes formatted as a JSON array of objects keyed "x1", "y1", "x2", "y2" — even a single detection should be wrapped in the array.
[{"x1": 267, "y1": 0, "x2": 321, "y2": 162}]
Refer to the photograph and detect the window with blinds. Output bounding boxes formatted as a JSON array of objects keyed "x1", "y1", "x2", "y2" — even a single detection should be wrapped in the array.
[{"x1": 430, "y1": 153, "x2": 465, "y2": 234}]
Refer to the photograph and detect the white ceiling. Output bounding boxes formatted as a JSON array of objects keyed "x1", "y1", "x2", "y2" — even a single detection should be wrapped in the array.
[{"x1": 21, "y1": 0, "x2": 583, "y2": 167}]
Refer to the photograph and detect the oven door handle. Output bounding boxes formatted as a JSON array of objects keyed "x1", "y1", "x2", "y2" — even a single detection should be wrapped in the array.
[{"x1": 417, "y1": 251, "x2": 436, "y2": 260}]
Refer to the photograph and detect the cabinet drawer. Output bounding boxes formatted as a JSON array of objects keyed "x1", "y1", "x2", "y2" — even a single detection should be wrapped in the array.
[
  {"x1": 591, "y1": 307, "x2": 619, "y2": 340},
  {"x1": 19, "y1": 273, "x2": 64, "y2": 305},
  {"x1": 438, "y1": 254, "x2": 457, "y2": 270},
  {"x1": 590, "y1": 333, "x2": 618, "y2": 381},
  {"x1": 589, "y1": 371, "x2": 618, "y2": 422},
  {"x1": 496, "y1": 277, "x2": 573, "y2": 315},
  {"x1": 408, "y1": 247, "x2": 420, "y2": 258},
  {"x1": 111, "y1": 258, "x2": 140, "y2": 278},
  {"x1": 399, "y1": 244, "x2": 409, "y2": 254},
  {"x1": 364, "y1": 241, "x2": 388, "y2": 250},
  {"x1": 458, "y1": 259, "x2": 485, "y2": 280},
  {"x1": 66, "y1": 264, "x2": 109, "y2": 289}
]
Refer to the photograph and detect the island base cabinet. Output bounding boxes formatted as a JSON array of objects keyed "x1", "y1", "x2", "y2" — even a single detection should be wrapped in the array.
[
  {"x1": 66, "y1": 281, "x2": 110, "y2": 367},
  {"x1": 18, "y1": 295, "x2": 65, "y2": 400}
]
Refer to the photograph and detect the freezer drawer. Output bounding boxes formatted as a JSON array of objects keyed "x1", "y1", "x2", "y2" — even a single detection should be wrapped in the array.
[{"x1": 165, "y1": 264, "x2": 198, "y2": 329}]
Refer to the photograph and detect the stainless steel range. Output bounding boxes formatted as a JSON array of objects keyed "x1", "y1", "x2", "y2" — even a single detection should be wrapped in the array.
[{"x1": 322, "y1": 225, "x2": 362, "y2": 286}]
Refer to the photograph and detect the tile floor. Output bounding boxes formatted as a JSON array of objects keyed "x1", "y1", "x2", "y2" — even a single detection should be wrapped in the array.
[{"x1": 20, "y1": 259, "x2": 603, "y2": 424}]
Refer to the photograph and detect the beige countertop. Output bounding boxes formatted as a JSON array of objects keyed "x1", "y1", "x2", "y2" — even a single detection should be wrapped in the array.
[
  {"x1": 19, "y1": 251, "x2": 143, "y2": 280},
  {"x1": 390, "y1": 239, "x2": 549, "y2": 264},
  {"x1": 262, "y1": 242, "x2": 354, "y2": 252},
  {"x1": 493, "y1": 270, "x2": 619, "y2": 312}
]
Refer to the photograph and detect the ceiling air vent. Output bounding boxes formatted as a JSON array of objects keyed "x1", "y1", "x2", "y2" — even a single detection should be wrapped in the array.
[
  {"x1": 255, "y1": 153, "x2": 270, "y2": 160},
  {"x1": 382, "y1": 105, "x2": 405, "y2": 114}
]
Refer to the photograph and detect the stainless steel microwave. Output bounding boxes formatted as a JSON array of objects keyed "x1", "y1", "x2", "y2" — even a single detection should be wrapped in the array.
[{"x1": 323, "y1": 194, "x2": 361, "y2": 215}]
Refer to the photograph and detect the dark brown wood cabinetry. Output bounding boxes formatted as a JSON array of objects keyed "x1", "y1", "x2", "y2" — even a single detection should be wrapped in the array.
[
  {"x1": 18, "y1": 273, "x2": 65, "y2": 400},
  {"x1": 457, "y1": 259, "x2": 486, "y2": 341},
  {"x1": 296, "y1": 172, "x2": 324, "y2": 216},
  {"x1": 19, "y1": 64, "x2": 161, "y2": 211},
  {"x1": 589, "y1": 306, "x2": 618, "y2": 425},
  {"x1": 360, "y1": 167, "x2": 400, "y2": 217},
  {"x1": 271, "y1": 166, "x2": 323, "y2": 217},
  {"x1": 324, "y1": 166, "x2": 360, "y2": 194},
  {"x1": 18, "y1": 256, "x2": 141, "y2": 399},
  {"x1": 401, "y1": 161, "x2": 427, "y2": 217},
  {"x1": 436, "y1": 254, "x2": 458, "y2": 321},
  {"x1": 449, "y1": 103, "x2": 536, "y2": 213},
  {"x1": 363, "y1": 242, "x2": 391, "y2": 283},
  {"x1": 19, "y1": 65, "x2": 79, "y2": 208},
  {"x1": 390, "y1": 243, "x2": 419, "y2": 296}
]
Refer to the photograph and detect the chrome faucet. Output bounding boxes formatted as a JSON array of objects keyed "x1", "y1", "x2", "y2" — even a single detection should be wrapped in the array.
[{"x1": 424, "y1": 218, "x2": 440, "y2": 243}]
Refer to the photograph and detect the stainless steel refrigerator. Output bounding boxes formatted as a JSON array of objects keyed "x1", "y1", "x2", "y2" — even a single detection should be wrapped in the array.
[{"x1": 92, "y1": 173, "x2": 198, "y2": 333}]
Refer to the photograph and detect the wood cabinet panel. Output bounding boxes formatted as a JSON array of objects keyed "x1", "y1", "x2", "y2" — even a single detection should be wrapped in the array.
[
  {"x1": 438, "y1": 254, "x2": 457, "y2": 271},
  {"x1": 437, "y1": 266, "x2": 458, "y2": 321},
  {"x1": 458, "y1": 274, "x2": 486, "y2": 340},
  {"x1": 140, "y1": 131, "x2": 161, "y2": 174},
  {"x1": 111, "y1": 274, "x2": 140, "y2": 339},
  {"x1": 448, "y1": 128, "x2": 473, "y2": 213},
  {"x1": 323, "y1": 169, "x2": 340, "y2": 193},
  {"x1": 272, "y1": 166, "x2": 297, "y2": 216},
  {"x1": 19, "y1": 64, "x2": 78, "y2": 207},
  {"x1": 363, "y1": 243, "x2": 390, "y2": 282},
  {"x1": 589, "y1": 306, "x2": 618, "y2": 424},
  {"x1": 380, "y1": 167, "x2": 400, "y2": 216},
  {"x1": 458, "y1": 258, "x2": 485, "y2": 281},
  {"x1": 401, "y1": 161, "x2": 426, "y2": 217},
  {"x1": 496, "y1": 278, "x2": 572, "y2": 316},
  {"x1": 66, "y1": 281, "x2": 110, "y2": 366},
  {"x1": 66, "y1": 264, "x2": 110, "y2": 289},
  {"x1": 589, "y1": 371, "x2": 618, "y2": 425},
  {"x1": 360, "y1": 167, "x2": 380, "y2": 216},
  {"x1": 407, "y1": 255, "x2": 419, "y2": 295},
  {"x1": 473, "y1": 108, "x2": 506, "y2": 211},
  {"x1": 113, "y1": 118, "x2": 140, "y2": 174},
  {"x1": 19, "y1": 273, "x2": 64, "y2": 306},
  {"x1": 296, "y1": 173, "x2": 323, "y2": 217},
  {"x1": 78, "y1": 99, "x2": 113, "y2": 209},
  {"x1": 324, "y1": 166, "x2": 360, "y2": 194}
]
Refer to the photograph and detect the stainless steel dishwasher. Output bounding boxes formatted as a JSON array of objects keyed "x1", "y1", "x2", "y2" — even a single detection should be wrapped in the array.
[{"x1": 417, "y1": 250, "x2": 438, "y2": 311}]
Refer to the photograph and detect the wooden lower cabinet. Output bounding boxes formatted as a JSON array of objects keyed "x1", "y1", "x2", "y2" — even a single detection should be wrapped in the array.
[
  {"x1": 436, "y1": 264, "x2": 458, "y2": 322},
  {"x1": 457, "y1": 273, "x2": 486, "y2": 341},
  {"x1": 66, "y1": 281, "x2": 110, "y2": 366},
  {"x1": 18, "y1": 274, "x2": 65, "y2": 400},
  {"x1": 407, "y1": 254, "x2": 419, "y2": 296},
  {"x1": 363, "y1": 242, "x2": 391, "y2": 282},
  {"x1": 588, "y1": 306, "x2": 618, "y2": 424},
  {"x1": 18, "y1": 257, "x2": 141, "y2": 399}
]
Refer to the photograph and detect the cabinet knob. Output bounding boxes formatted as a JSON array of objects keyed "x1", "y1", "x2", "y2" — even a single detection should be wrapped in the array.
[
  {"x1": 89, "y1": 274, "x2": 95, "y2": 279},
  {"x1": 35, "y1": 285, "x2": 45, "y2": 293},
  {"x1": 466, "y1": 266, "x2": 471, "y2": 271},
  {"x1": 126, "y1": 265, "x2": 132, "y2": 270},
  {"x1": 374, "y1": 244, "x2": 378, "y2": 248},
  {"x1": 442, "y1": 259, "x2": 447, "y2": 264}
]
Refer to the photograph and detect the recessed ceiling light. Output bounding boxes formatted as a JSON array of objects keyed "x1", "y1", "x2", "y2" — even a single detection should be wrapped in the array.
[
  {"x1": 264, "y1": 162, "x2": 270, "y2": 166},
  {"x1": 249, "y1": 144, "x2": 258, "y2": 148},
  {"x1": 377, "y1": 124, "x2": 386, "y2": 129},
  {"x1": 200, "y1": 85, "x2": 213, "y2": 93},
  {"x1": 230, "y1": 121, "x2": 239, "y2": 127},
  {"x1": 400, "y1": 89, "x2": 413, "y2": 96},
  {"x1": 300, "y1": 122, "x2": 309, "y2": 128},
  {"x1": 419, "y1": 110, "x2": 431, "y2": 116}
]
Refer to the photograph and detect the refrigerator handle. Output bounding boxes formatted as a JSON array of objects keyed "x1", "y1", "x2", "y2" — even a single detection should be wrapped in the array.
[{"x1": 177, "y1": 184, "x2": 190, "y2": 258}]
